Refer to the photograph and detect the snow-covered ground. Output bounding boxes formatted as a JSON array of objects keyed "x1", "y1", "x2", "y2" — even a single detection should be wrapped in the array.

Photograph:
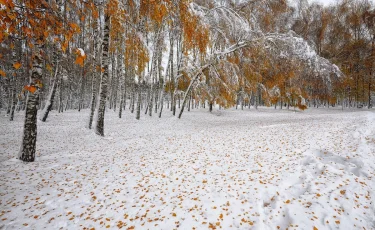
[{"x1": 1, "y1": 107, "x2": 375, "y2": 230}]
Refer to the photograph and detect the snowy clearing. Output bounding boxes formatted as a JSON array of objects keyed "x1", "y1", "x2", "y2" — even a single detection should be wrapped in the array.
[{"x1": 1, "y1": 108, "x2": 375, "y2": 230}]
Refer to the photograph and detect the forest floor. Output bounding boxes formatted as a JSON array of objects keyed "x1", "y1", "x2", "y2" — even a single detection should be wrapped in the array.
[{"x1": 0, "y1": 107, "x2": 375, "y2": 230}]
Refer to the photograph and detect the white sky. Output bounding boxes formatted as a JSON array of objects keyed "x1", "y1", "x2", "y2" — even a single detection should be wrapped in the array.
[
  {"x1": 288, "y1": 0, "x2": 338, "y2": 8},
  {"x1": 309, "y1": 0, "x2": 337, "y2": 6}
]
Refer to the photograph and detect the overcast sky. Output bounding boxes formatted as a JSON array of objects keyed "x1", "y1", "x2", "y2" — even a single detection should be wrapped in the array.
[
  {"x1": 309, "y1": 0, "x2": 337, "y2": 6},
  {"x1": 287, "y1": 0, "x2": 339, "y2": 8}
]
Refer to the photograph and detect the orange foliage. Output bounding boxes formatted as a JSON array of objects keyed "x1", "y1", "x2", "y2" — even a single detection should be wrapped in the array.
[
  {"x1": 13, "y1": 62, "x2": 22, "y2": 69},
  {"x1": 179, "y1": 1, "x2": 210, "y2": 54},
  {"x1": 74, "y1": 49, "x2": 86, "y2": 67},
  {"x1": 125, "y1": 36, "x2": 149, "y2": 75},
  {"x1": 24, "y1": 85, "x2": 37, "y2": 94},
  {"x1": 0, "y1": 0, "x2": 80, "y2": 55},
  {"x1": 0, "y1": 69, "x2": 6, "y2": 77}
]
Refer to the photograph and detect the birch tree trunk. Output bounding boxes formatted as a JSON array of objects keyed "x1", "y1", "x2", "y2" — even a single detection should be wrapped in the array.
[
  {"x1": 41, "y1": 62, "x2": 59, "y2": 122},
  {"x1": 6, "y1": 81, "x2": 11, "y2": 115},
  {"x1": 131, "y1": 82, "x2": 135, "y2": 113},
  {"x1": 145, "y1": 84, "x2": 149, "y2": 115},
  {"x1": 118, "y1": 84, "x2": 124, "y2": 118},
  {"x1": 59, "y1": 79, "x2": 64, "y2": 112},
  {"x1": 112, "y1": 55, "x2": 119, "y2": 112},
  {"x1": 178, "y1": 65, "x2": 210, "y2": 119},
  {"x1": 169, "y1": 38, "x2": 175, "y2": 114},
  {"x1": 78, "y1": 67, "x2": 85, "y2": 111},
  {"x1": 148, "y1": 30, "x2": 161, "y2": 117},
  {"x1": 369, "y1": 35, "x2": 374, "y2": 109},
  {"x1": 9, "y1": 43, "x2": 19, "y2": 121},
  {"x1": 78, "y1": 12, "x2": 86, "y2": 112},
  {"x1": 19, "y1": 44, "x2": 43, "y2": 162},
  {"x1": 95, "y1": 15, "x2": 110, "y2": 136},
  {"x1": 157, "y1": 48, "x2": 164, "y2": 118},
  {"x1": 160, "y1": 34, "x2": 172, "y2": 117},
  {"x1": 88, "y1": 68, "x2": 98, "y2": 128},
  {"x1": 9, "y1": 76, "x2": 17, "y2": 121},
  {"x1": 136, "y1": 83, "x2": 141, "y2": 120},
  {"x1": 88, "y1": 17, "x2": 101, "y2": 129},
  {"x1": 118, "y1": 53, "x2": 124, "y2": 118}
]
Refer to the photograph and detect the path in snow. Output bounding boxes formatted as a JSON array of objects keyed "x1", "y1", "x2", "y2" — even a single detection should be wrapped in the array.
[{"x1": 0, "y1": 108, "x2": 374, "y2": 229}]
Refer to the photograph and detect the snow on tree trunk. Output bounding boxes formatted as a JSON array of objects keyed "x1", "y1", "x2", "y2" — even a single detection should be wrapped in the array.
[
  {"x1": 156, "y1": 50, "x2": 163, "y2": 117},
  {"x1": 179, "y1": 65, "x2": 210, "y2": 119},
  {"x1": 118, "y1": 52, "x2": 124, "y2": 118},
  {"x1": 59, "y1": 78, "x2": 64, "y2": 112},
  {"x1": 118, "y1": 83, "x2": 124, "y2": 118},
  {"x1": 9, "y1": 76, "x2": 17, "y2": 121},
  {"x1": 88, "y1": 70, "x2": 97, "y2": 129},
  {"x1": 95, "y1": 15, "x2": 110, "y2": 136},
  {"x1": 9, "y1": 45, "x2": 19, "y2": 121},
  {"x1": 131, "y1": 83, "x2": 135, "y2": 113},
  {"x1": 154, "y1": 81, "x2": 159, "y2": 114},
  {"x1": 169, "y1": 38, "x2": 175, "y2": 114},
  {"x1": 6, "y1": 81, "x2": 11, "y2": 115},
  {"x1": 145, "y1": 84, "x2": 149, "y2": 115},
  {"x1": 148, "y1": 84, "x2": 153, "y2": 116},
  {"x1": 19, "y1": 46, "x2": 43, "y2": 162},
  {"x1": 136, "y1": 84, "x2": 141, "y2": 120},
  {"x1": 112, "y1": 55, "x2": 119, "y2": 112},
  {"x1": 88, "y1": 18, "x2": 101, "y2": 129},
  {"x1": 158, "y1": 81, "x2": 164, "y2": 118},
  {"x1": 78, "y1": 69, "x2": 85, "y2": 112},
  {"x1": 41, "y1": 62, "x2": 59, "y2": 122}
]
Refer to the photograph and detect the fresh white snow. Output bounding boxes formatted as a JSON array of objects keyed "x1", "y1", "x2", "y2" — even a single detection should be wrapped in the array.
[
  {"x1": 77, "y1": 48, "x2": 85, "y2": 57},
  {"x1": 1, "y1": 108, "x2": 374, "y2": 229}
]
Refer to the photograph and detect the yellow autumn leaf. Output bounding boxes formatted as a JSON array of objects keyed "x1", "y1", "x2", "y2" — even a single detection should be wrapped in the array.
[
  {"x1": 13, "y1": 62, "x2": 22, "y2": 69},
  {"x1": 24, "y1": 85, "x2": 37, "y2": 94},
  {"x1": 75, "y1": 48, "x2": 86, "y2": 67},
  {"x1": 69, "y1": 23, "x2": 80, "y2": 32},
  {"x1": 46, "y1": 64, "x2": 53, "y2": 72},
  {"x1": 61, "y1": 41, "x2": 68, "y2": 53},
  {"x1": 285, "y1": 200, "x2": 290, "y2": 204},
  {"x1": 75, "y1": 56, "x2": 85, "y2": 67},
  {"x1": 35, "y1": 80, "x2": 43, "y2": 88},
  {"x1": 313, "y1": 227, "x2": 318, "y2": 230},
  {"x1": 0, "y1": 69, "x2": 6, "y2": 77}
]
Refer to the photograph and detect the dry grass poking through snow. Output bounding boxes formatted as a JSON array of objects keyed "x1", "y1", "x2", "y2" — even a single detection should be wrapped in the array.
[{"x1": 0, "y1": 108, "x2": 375, "y2": 229}]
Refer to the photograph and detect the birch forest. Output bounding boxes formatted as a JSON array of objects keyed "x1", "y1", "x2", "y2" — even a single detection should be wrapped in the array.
[
  {"x1": 2, "y1": 0, "x2": 374, "y2": 162},
  {"x1": 1, "y1": 0, "x2": 375, "y2": 229}
]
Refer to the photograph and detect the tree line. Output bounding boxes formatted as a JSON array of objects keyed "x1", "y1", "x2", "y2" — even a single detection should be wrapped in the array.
[{"x1": 0, "y1": 0, "x2": 374, "y2": 162}]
